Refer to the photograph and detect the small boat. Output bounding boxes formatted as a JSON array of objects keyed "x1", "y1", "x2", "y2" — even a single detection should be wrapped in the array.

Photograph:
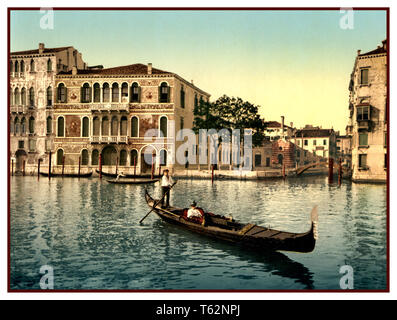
[
  {"x1": 144, "y1": 190, "x2": 318, "y2": 253},
  {"x1": 96, "y1": 169, "x2": 160, "y2": 179},
  {"x1": 107, "y1": 178, "x2": 159, "y2": 185},
  {"x1": 39, "y1": 171, "x2": 93, "y2": 178}
]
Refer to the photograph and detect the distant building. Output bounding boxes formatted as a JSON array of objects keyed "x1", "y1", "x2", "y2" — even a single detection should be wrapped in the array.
[
  {"x1": 347, "y1": 40, "x2": 387, "y2": 183},
  {"x1": 264, "y1": 116, "x2": 294, "y2": 141},
  {"x1": 336, "y1": 135, "x2": 352, "y2": 167},
  {"x1": 9, "y1": 43, "x2": 86, "y2": 173},
  {"x1": 293, "y1": 127, "x2": 337, "y2": 165}
]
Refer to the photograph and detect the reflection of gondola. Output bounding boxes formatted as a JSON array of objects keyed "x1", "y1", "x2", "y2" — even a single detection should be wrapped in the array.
[
  {"x1": 145, "y1": 190, "x2": 318, "y2": 253},
  {"x1": 96, "y1": 169, "x2": 160, "y2": 179},
  {"x1": 39, "y1": 171, "x2": 93, "y2": 178},
  {"x1": 106, "y1": 178, "x2": 159, "y2": 185},
  {"x1": 153, "y1": 219, "x2": 315, "y2": 289}
]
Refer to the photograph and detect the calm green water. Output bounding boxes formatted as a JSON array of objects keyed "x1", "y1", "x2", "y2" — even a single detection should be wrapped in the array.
[{"x1": 10, "y1": 176, "x2": 387, "y2": 290}]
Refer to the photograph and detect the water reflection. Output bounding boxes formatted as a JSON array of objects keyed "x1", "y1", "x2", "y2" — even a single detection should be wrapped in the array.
[{"x1": 10, "y1": 176, "x2": 386, "y2": 290}]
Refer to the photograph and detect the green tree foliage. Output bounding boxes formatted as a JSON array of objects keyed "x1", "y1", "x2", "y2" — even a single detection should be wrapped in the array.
[{"x1": 193, "y1": 95, "x2": 266, "y2": 147}]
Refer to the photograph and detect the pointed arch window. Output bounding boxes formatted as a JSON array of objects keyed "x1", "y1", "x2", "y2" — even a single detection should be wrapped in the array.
[
  {"x1": 46, "y1": 116, "x2": 52, "y2": 134},
  {"x1": 30, "y1": 59, "x2": 35, "y2": 72},
  {"x1": 28, "y1": 87, "x2": 35, "y2": 107},
  {"x1": 14, "y1": 88, "x2": 20, "y2": 105},
  {"x1": 46, "y1": 86, "x2": 53, "y2": 106},
  {"x1": 20, "y1": 61, "x2": 25, "y2": 73},
  {"x1": 14, "y1": 61, "x2": 19, "y2": 73},
  {"x1": 29, "y1": 116, "x2": 35, "y2": 134},
  {"x1": 21, "y1": 117, "x2": 26, "y2": 134},
  {"x1": 21, "y1": 88, "x2": 26, "y2": 106},
  {"x1": 47, "y1": 59, "x2": 52, "y2": 72}
]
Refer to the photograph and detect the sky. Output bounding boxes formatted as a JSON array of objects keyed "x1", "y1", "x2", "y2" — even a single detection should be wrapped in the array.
[{"x1": 10, "y1": 9, "x2": 387, "y2": 133}]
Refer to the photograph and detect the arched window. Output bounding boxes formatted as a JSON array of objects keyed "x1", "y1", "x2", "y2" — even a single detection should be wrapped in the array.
[
  {"x1": 47, "y1": 59, "x2": 52, "y2": 72},
  {"x1": 121, "y1": 82, "x2": 128, "y2": 101},
  {"x1": 30, "y1": 59, "x2": 35, "y2": 72},
  {"x1": 14, "y1": 88, "x2": 20, "y2": 105},
  {"x1": 20, "y1": 61, "x2": 25, "y2": 73},
  {"x1": 91, "y1": 149, "x2": 99, "y2": 165},
  {"x1": 14, "y1": 118, "x2": 20, "y2": 135},
  {"x1": 57, "y1": 116, "x2": 65, "y2": 137},
  {"x1": 46, "y1": 86, "x2": 53, "y2": 106},
  {"x1": 130, "y1": 82, "x2": 140, "y2": 103},
  {"x1": 131, "y1": 116, "x2": 138, "y2": 137},
  {"x1": 111, "y1": 116, "x2": 118, "y2": 136},
  {"x1": 46, "y1": 116, "x2": 52, "y2": 134},
  {"x1": 28, "y1": 87, "x2": 34, "y2": 107},
  {"x1": 57, "y1": 83, "x2": 67, "y2": 103},
  {"x1": 21, "y1": 117, "x2": 26, "y2": 134},
  {"x1": 120, "y1": 116, "x2": 127, "y2": 136},
  {"x1": 130, "y1": 149, "x2": 138, "y2": 166},
  {"x1": 111, "y1": 83, "x2": 119, "y2": 102},
  {"x1": 10, "y1": 61, "x2": 13, "y2": 75},
  {"x1": 180, "y1": 85, "x2": 185, "y2": 108},
  {"x1": 93, "y1": 116, "x2": 100, "y2": 136},
  {"x1": 93, "y1": 83, "x2": 100, "y2": 102},
  {"x1": 159, "y1": 82, "x2": 170, "y2": 103},
  {"x1": 160, "y1": 149, "x2": 167, "y2": 165},
  {"x1": 14, "y1": 61, "x2": 19, "y2": 73},
  {"x1": 56, "y1": 149, "x2": 64, "y2": 165},
  {"x1": 160, "y1": 116, "x2": 167, "y2": 137},
  {"x1": 103, "y1": 83, "x2": 110, "y2": 102},
  {"x1": 81, "y1": 83, "x2": 91, "y2": 103},
  {"x1": 102, "y1": 116, "x2": 109, "y2": 136},
  {"x1": 81, "y1": 149, "x2": 89, "y2": 165},
  {"x1": 82, "y1": 116, "x2": 89, "y2": 137},
  {"x1": 21, "y1": 88, "x2": 26, "y2": 106},
  {"x1": 28, "y1": 117, "x2": 35, "y2": 134},
  {"x1": 119, "y1": 149, "x2": 127, "y2": 166}
]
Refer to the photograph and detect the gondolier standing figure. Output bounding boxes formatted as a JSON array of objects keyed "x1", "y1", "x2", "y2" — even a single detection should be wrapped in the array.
[{"x1": 160, "y1": 169, "x2": 174, "y2": 208}]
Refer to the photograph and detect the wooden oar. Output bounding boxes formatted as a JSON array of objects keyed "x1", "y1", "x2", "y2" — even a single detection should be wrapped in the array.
[{"x1": 139, "y1": 182, "x2": 177, "y2": 224}]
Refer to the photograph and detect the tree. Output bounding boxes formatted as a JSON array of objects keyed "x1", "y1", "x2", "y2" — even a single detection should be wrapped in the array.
[{"x1": 193, "y1": 95, "x2": 266, "y2": 147}]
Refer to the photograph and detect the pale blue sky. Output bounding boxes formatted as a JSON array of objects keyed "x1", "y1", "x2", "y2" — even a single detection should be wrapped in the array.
[{"x1": 10, "y1": 9, "x2": 387, "y2": 132}]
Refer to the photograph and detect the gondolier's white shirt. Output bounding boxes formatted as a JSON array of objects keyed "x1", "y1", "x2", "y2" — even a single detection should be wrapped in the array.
[
  {"x1": 187, "y1": 207, "x2": 202, "y2": 218},
  {"x1": 161, "y1": 175, "x2": 174, "y2": 187}
]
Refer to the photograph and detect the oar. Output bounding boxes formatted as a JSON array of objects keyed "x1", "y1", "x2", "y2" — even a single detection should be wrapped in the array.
[{"x1": 139, "y1": 182, "x2": 177, "y2": 224}]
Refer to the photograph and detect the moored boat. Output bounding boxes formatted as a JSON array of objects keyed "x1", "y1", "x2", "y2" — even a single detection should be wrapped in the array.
[
  {"x1": 107, "y1": 178, "x2": 159, "y2": 185},
  {"x1": 96, "y1": 169, "x2": 160, "y2": 179},
  {"x1": 39, "y1": 171, "x2": 93, "y2": 178},
  {"x1": 144, "y1": 190, "x2": 318, "y2": 253}
]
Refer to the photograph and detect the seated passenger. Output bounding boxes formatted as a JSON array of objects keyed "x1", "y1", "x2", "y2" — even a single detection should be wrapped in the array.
[{"x1": 187, "y1": 201, "x2": 205, "y2": 226}]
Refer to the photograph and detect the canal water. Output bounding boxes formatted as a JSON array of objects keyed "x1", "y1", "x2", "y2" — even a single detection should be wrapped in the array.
[{"x1": 10, "y1": 176, "x2": 387, "y2": 290}]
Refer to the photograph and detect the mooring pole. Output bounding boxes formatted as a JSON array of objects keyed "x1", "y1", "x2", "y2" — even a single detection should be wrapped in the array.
[
  {"x1": 211, "y1": 164, "x2": 214, "y2": 185},
  {"x1": 78, "y1": 156, "x2": 81, "y2": 178},
  {"x1": 99, "y1": 154, "x2": 102, "y2": 179},
  {"x1": 11, "y1": 159, "x2": 14, "y2": 176},
  {"x1": 116, "y1": 157, "x2": 119, "y2": 176},
  {"x1": 48, "y1": 151, "x2": 52, "y2": 180},
  {"x1": 62, "y1": 155, "x2": 65, "y2": 177},
  {"x1": 22, "y1": 160, "x2": 26, "y2": 176},
  {"x1": 151, "y1": 153, "x2": 155, "y2": 180},
  {"x1": 282, "y1": 163, "x2": 286, "y2": 179},
  {"x1": 37, "y1": 158, "x2": 41, "y2": 179},
  {"x1": 338, "y1": 158, "x2": 342, "y2": 186},
  {"x1": 328, "y1": 157, "x2": 334, "y2": 184}
]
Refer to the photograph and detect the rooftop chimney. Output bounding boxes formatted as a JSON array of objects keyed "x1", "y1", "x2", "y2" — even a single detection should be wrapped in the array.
[
  {"x1": 281, "y1": 116, "x2": 285, "y2": 138},
  {"x1": 72, "y1": 66, "x2": 77, "y2": 75},
  {"x1": 147, "y1": 63, "x2": 152, "y2": 75},
  {"x1": 39, "y1": 43, "x2": 45, "y2": 54},
  {"x1": 191, "y1": 80, "x2": 194, "y2": 85},
  {"x1": 290, "y1": 122, "x2": 293, "y2": 128},
  {"x1": 382, "y1": 39, "x2": 387, "y2": 50}
]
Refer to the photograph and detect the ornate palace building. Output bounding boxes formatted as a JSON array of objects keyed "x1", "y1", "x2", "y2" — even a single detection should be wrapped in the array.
[
  {"x1": 53, "y1": 63, "x2": 210, "y2": 174},
  {"x1": 9, "y1": 43, "x2": 86, "y2": 173},
  {"x1": 347, "y1": 40, "x2": 387, "y2": 183}
]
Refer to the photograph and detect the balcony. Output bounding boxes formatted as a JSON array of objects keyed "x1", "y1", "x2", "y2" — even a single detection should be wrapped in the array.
[
  {"x1": 10, "y1": 105, "x2": 29, "y2": 114},
  {"x1": 90, "y1": 103, "x2": 129, "y2": 113},
  {"x1": 90, "y1": 136, "x2": 128, "y2": 144}
]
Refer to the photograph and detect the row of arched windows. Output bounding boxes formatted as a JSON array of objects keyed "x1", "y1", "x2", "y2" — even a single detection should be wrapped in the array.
[
  {"x1": 10, "y1": 87, "x2": 36, "y2": 107},
  {"x1": 54, "y1": 115, "x2": 168, "y2": 138},
  {"x1": 55, "y1": 148, "x2": 167, "y2": 166},
  {"x1": 10, "y1": 116, "x2": 35, "y2": 135},
  {"x1": 10, "y1": 58, "x2": 52, "y2": 74}
]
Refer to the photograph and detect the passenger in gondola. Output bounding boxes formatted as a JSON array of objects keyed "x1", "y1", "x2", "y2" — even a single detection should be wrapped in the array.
[
  {"x1": 116, "y1": 172, "x2": 125, "y2": 181},
  {"x1": 187, "y1": 201, "x2": 206, "y2": 226},
  {"x1": 160, "y1": 169, "x2": 174, "y2": 208}
]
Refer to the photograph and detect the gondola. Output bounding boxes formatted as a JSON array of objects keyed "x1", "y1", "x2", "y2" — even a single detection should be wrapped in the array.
[
  {"x1": 96, "y1": 169, "x2": 160, "y2": 179},
  {"x1": 144, "y1": 190, "x2": 318, "y2": 253},
  {"x1": 106, "y1": 178, "x2": 159, "y2": 185},
  {"x1": 39, "y1": 171, "x2": 93, "y2": 178}
]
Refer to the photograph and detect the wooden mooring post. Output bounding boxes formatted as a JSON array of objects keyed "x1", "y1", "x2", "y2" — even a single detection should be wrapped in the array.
[
  {"x1": 37, "y1": 158, "x2": 41, "y2": 179},
  {"x1": 151, "y1": 153, "x2": 155, "y2": 180},
  {"x1": 282, "y1": 163, "x2": 286, "y2": 179},
  {"x1": 338, "y1": 158, "x2": 342, "y2": 186},
  {"x1": 22, "y1": 160, "x2": 26, "y2": 176},
  {"x1": 11, "y1": 159, "x2": 14, "y2": 176},
  {"x1": 211, "y1": 164, "x2": 214, "y2": 185},
  {"x1": 328, "y1": 157, "x2": 334, "y2": 184},
  {"x1": 61, "y1": 155, "x2": 65, "y2": 177},
  {"x1": 48, "y1": 151, "x2": 52, "y2": 180},
  {"x1": 99, "y1": 154, "x2": 102, "y2": 179},
  {"x1": 115, "y1": 157, "x2": 119, "y2": 176}
]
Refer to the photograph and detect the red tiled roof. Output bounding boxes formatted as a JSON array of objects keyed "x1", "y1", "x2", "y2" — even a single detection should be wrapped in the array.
[
  {"x1": 295, "y1": 129, "x2": 334, "y2": 138},
  {"x1": 11, "y1": 46, "x2": 72, "y2": 55},
  {"x1": 265, "y1": 121, "x2": 291, "y2": 129},
  {"x1": 58, "y1": 63, "x2": 171, "y2": 76},
  {"x1": 359, "y1": 44, "x2": 387, "y2": 57}
]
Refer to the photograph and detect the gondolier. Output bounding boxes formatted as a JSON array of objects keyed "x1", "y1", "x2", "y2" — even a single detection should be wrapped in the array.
[{"x1": 160, "y1": 169, "x2": 174, "y2": 208}]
